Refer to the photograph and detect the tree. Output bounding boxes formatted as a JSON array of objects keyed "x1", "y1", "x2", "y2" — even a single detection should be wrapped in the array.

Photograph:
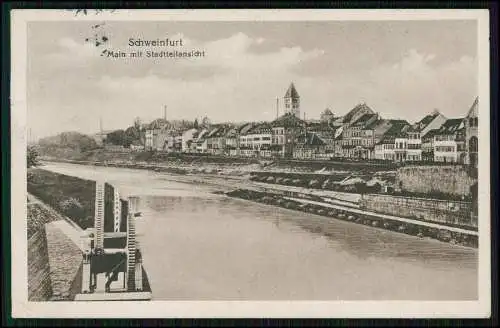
[
  {"x1": 38, "y1": 131, "x2": 98, "y2": 152},
  {"x1": 27, "y1": 145, "x2": 40, "y2": 168},
  {"x1": 105, "y1": 129, "x2": 126, "y2": 146},
  {"x1": 194, "y1": 118, "x2": 199, "y2": 129},
  {"x1": 124, "y1": 126, "x2": 141, "y2": 148}
]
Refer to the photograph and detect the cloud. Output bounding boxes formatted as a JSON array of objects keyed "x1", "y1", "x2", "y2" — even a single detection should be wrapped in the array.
[
  {"x1": 29, "y1": 27, "x2": 477, "y2": 140},
  {"x1": 363, "y1": 49, "x2": 477, "y2": 121},
  {"x1": 45, "y1": 37, "x2": 103, "y2": 64},
  {"x1": 177, "y1": 32, "x2": 324, "y2": 71}
]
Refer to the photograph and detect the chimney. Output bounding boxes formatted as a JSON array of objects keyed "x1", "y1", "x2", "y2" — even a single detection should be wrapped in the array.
[{"x1": 164, "y1": 105, "x2": 167, "y2": 121}]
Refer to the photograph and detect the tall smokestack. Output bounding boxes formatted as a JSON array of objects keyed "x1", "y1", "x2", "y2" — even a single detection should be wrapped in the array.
[{"x1": 164, "y1": 105, "x2": 167, "y2": 121}]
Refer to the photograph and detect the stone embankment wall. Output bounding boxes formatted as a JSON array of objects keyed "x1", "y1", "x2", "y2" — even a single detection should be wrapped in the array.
[
  {"x1": 359, "y1": 194, "x2": 476, "y2": 229},
  {"x1": 395, "y1": 165, "x2": 477, "y2": 198},
  {"x1": 28, "y1": 229, "x2": 53, "y2": 301}
]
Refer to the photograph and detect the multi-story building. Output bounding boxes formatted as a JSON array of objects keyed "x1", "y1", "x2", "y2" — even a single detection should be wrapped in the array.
[
  {"x1": 464, "y1": 97, "x2": 478, "y2": 167},
  {"x1": 293, "y1": 132, "x2": 327, "y2": 160},
  {"x1": 145, "y1": 128, "x2": 170, "y2": 151},
  {"x1": 421, "y1": 129, "x2": 439, "y2": 162},
  {"x1": 403, "y1": 110, "x2": 448, "y2": 161},
  {"x1": 239, "y1": 123, "x2": 273, "y2": 157},
  {"x1": 270, "y1": 113, "x2": 306, "y2": 158},
  {"x1": 374, "y1": 121, "x2": 410, "y2": 161},
  {"x1": 394, "y1": 131, "x2": 409, "y2": 162},
  {"x1": 225, "y1": 123, "x2": 254, "y2": 156},
  {"x1": 206, "y1": 125, "x2": 231, "y2": 155},
  {"x1": 341, "y1": 113, "x2": 379, "y2": 158},
  {"x1": 433, "y1": 119, "x2": 466, "y2": 163},
  {"x1": 144, "y1": 118, "x2": 170, "y2": 151},
  {"x1": 194, "y1": 129, "x2": 209, "y2": 153},
  {"x1": 306, "y1": 121, "x2": 341, "y2": 159},
  {"x1": 181, "y1": 128, "x2": 198, "y2": 153},
  {"x1": 284, "y1": 83, "x2": 300, "y2": 118}
]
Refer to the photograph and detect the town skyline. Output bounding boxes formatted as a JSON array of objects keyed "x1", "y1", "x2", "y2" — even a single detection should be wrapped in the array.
[{"x1": 27, "y1": 20, "x2": 477, "y2": 140}]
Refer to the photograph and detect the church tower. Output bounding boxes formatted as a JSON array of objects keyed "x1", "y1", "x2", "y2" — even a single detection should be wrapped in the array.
[{"x1": 284, "y1": 82, "x2": 300, "y2": 118}]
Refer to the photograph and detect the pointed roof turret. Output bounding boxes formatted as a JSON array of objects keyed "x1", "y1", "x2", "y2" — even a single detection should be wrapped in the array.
[
  {"x1": 284, "y1": 82, "x2": 300, "y2": 99},
  {"x1": 466, "y1": 96, "x2": 478, "y2": 118}
]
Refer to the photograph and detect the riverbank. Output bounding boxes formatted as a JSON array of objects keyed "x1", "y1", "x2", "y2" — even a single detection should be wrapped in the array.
[
  {"x1": 225, "y1": 189, "x2": 478, "y2": 248},
  {"x1": 40, "y1": 161, "x2": 478, "y2": 243}
]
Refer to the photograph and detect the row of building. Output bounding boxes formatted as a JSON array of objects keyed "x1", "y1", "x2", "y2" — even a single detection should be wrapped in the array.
[{"x1": 140, "y1": 83, "x2": 479, "y2": 167}]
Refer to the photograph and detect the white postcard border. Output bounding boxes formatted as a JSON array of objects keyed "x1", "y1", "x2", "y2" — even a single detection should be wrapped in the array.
[{"x1": 10, "y1": 9, "x2": 491, "y2": 318}]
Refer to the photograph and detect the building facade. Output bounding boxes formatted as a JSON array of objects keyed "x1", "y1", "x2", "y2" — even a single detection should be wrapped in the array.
[
  {"x1": 433, "y1": 119, "x2": 466, "y2": 163},
  {"x1": 464, "y1": 97, "x2": 478, "y2": 167}
]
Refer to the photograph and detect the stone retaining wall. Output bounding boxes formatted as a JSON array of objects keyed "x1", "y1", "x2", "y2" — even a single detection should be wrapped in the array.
[
  {"x1": 359, "y1": 193, "x2": 476, "y2": 229},
  {"x1": 396, "y1": 165, "x2": 477, "y2": 198}
]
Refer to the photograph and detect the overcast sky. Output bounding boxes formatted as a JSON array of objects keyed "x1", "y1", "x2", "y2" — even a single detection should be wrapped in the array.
[{"x1": 27, "y1": 20, "x2": 478, "y2": 140}]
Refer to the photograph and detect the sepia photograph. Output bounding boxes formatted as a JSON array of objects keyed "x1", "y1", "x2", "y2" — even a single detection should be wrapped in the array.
[{"x1": 10, "y1": 9, "x2": 490, "y2": 318}]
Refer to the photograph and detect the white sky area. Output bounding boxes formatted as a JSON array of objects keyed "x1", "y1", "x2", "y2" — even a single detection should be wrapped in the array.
[{"x1": 27, "y1": 20, "x2": 478, "y2": 140}]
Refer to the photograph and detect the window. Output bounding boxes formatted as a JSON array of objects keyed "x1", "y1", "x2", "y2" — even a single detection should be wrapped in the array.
[{"x1": 469, "y1": 136, "x2": 478, "y2": 152}]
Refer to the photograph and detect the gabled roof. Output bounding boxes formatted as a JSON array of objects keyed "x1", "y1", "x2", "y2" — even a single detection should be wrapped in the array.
[
  {"x1": 466, "y1": 96, "x2": 478, "y2": 118},
  {"x1": 363, "y1": 118, "x2": 383, "y2": 130},
  {"x1": 209, "y1": 125, "x2": 231, "y2": 138},
  {"x1": 247, "y1": 122, "x2": 272, "y2": 135},
  {"x1": 297, "y1": 132, "x2": 326, "y2": 146},
  {"x1": 342, "y1": 103, "x2": 375, "y2": 124},
  {"x1": 284, "y1": 83, "x2": 300, "y2": 99},
  {"x1": 239, "y1": 123, "x2": 255, "y2": 135},
  {"x1": 306, "y1": 121, "x2": 334, "y2": 133},
  {"x1": 409, "y1": 110, "x2": 442, "y2": 132},
  {"x1": 352, "y1": 113, "x2": 378, "y2": 127},
  {"x1": 195, "y1": 129, "x2": 209, "y2": 141},
  {"x1": 435, "y1": 118, "x2": 465, "y2": 135},
  {"x1": 376, "y1": 120, "x2": 410, "y2": 144}
]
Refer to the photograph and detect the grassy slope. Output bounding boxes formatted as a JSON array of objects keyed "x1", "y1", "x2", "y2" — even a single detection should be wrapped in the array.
[{"x1": 27, "y1": 168, "x2": 96, "y2": 229}]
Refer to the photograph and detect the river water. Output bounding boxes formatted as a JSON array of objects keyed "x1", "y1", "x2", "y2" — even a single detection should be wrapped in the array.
[{"x1": 41, "y1": 162, "x2": 478, "y2": 301}]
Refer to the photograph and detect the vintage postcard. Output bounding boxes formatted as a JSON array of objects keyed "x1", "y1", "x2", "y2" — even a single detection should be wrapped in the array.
[{"x1": 11, "y1": 9, "x2": 490, "y2": 318}]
